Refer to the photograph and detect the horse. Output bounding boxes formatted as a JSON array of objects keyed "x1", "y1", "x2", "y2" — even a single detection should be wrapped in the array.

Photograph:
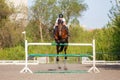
[{"x1": 53, "y1": 19, "x2": 69, "y2": 70}]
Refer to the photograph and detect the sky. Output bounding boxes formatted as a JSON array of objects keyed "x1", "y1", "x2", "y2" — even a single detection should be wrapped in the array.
[
  {"x1": 79, "y1": 0, "x2": 114, "y2": 29},
  {"x1": 28, "y1": 0, "x2": 116, "y2": 29}
]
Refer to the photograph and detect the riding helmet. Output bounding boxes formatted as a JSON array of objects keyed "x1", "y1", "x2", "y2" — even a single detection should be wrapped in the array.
[{"x1": 59, "y1": 14, "x2": 63, "y2": 18}]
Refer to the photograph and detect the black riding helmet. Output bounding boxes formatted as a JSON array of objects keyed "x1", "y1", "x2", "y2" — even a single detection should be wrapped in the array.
[{"x1": 59, "y1": 14, "x2": 63, "y2": 18}]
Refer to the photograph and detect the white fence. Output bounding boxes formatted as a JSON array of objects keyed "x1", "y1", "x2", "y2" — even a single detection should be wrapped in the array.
[
  {"x1": 20, "y1": 39, "x2": 100, "y2": 73},
  {"x1": 82, "y1": 57, "x2": 120, "y2": 65},
  {"x1": 0, "y1": 60, "x2": 39, "y2": 65}
]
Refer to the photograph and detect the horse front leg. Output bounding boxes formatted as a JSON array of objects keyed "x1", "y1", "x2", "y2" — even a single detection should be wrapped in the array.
[
  {"x1": 56, "y1": 45, "x2": 61, "y2": 69},
  {"x1": 64, "y1": 45, "x2": 68, "y2": 70}
]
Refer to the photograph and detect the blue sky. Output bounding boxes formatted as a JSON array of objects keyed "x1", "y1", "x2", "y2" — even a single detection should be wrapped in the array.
[
  {"x1": 79, "y1": 0, "x2": 115, "y2": 29},
  {"x1": 28, "y1": 0, "x2": 115, "y2": 29}
]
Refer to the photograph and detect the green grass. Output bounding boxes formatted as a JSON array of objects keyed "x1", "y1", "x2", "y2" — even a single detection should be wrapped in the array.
[{"x1": 0, "y1": 45, "x2": 92, "y2": 60}]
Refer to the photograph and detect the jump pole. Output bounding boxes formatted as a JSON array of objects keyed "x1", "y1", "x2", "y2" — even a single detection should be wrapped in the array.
[
  {"x1": 20, "y1": 39, "x2": 100, "y2": 73},
  {"x1": 20, "y1": 40, "x2": 32, "y2": 73},
  {"x1": 88, "y1": 39, "x2": 100, "y2": 73}
]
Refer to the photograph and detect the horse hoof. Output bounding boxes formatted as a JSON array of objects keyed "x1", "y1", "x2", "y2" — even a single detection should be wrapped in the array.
[
  {"x1": 58, "y1": 66, "x2": 61, "y2": 69},
  {"x1": 64, "y1": 67, "x2": 67, "y2": 70}
]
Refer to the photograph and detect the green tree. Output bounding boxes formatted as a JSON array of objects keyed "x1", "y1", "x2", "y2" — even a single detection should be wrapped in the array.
[
  {"x1": 0, "y1": 0, "x2": 24, "y2": 48},
  {"x1": 108, "y1": 3, "x2": 120, "y2": 56},
  {"x1": 0, "y1": 0, "x2": 11, "y2": 18},
  {"x1": 0, "y1": 0, "x2": 13, "y2": 27},
  {"x1": 29, "y1": 0, "x2": 87, "y2": 42},
  {"x1": 58, "y1": 0, "x2": 87, "y2": 23}
]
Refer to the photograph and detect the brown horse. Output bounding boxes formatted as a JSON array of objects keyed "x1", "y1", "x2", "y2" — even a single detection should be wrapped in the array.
[{"x1": 53, "y1": 19, "x2": 69, "y2": 70}]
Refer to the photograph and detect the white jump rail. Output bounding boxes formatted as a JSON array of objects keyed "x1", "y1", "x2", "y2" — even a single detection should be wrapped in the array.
[{"x1": 20, "y1": 39, "x2": 100, "y2": 73}]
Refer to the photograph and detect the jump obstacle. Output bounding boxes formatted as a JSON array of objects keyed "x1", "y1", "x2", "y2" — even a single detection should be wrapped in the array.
[{"x1": 20, "y1": 39, "x2": 100, "y2": 73}]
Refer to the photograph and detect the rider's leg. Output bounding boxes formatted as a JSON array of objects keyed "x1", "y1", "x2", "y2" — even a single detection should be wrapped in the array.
[{"x1": 64, "y1": 24, "x2": 70, "y2": 37}]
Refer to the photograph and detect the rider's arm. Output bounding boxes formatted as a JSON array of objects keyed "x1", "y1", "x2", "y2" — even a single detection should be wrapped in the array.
[
  {"x1": 62, "y1": 18, "x2": 65, "y2": 22},
  {"x1": 62, "y1": 18, "x2": 66, "y2": 25},
  {"x1": 54, "y1": 18, "x2": 59, "y2": 26}
]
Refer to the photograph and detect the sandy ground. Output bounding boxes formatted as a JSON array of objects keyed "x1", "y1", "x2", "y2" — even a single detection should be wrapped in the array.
[{"x1": 0, "y1": 64, "x2": 120, "y2": 80}]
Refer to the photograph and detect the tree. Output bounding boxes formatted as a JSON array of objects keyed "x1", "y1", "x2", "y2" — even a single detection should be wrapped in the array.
[
  {"x1": 0, "y1": 0, "x2": 11, "y2": 18},
  {"x1": 0, "y1": 0, "x2": 25, "y2": 48},
  {"x1": 58, "y1": 0, "x2": 87, "y2": 24},
  {"x1": 108, "y1": 3, "x2": 120, "y2": 53},
  {"x1": 29, "y1": 0, "x2": 87, "y2": 42},
  {"x1": 0, "y1": 0, "x2": 13, "y2": 27}
]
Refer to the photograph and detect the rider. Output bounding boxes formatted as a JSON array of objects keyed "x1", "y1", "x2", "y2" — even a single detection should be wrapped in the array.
[
  {"x1": 54, "y1": 14, "x2": 70, "y2": 36},
  {"x1": 54, "y1": 14, "x2": 67, "y2": 29}
]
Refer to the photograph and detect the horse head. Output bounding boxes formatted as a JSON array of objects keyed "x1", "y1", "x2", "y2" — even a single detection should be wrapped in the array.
[{"x1": 57, "y1": 19, "x2": 63, "y2": 37}]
